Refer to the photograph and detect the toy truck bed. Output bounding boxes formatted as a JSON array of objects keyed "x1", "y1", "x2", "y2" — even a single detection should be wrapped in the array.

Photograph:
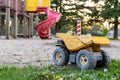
[{"x1": 56, "y1": 33, "x2": 110, "y2": 51}]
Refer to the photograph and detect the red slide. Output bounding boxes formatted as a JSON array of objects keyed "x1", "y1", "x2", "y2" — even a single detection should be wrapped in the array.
[{"x1": 36, "y1": 7, "x2": 61, "y2": 38}]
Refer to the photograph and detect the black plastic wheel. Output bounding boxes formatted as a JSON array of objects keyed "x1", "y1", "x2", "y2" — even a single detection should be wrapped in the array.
[
  {"x1": 97, "y1": 50, "x2": 110, "y2": 67},
  {"x1": 53, "y1": 47, "x2": 69, "y2": 66},
  {"x1": 101, "y1": 50, "x2": 111, "y2": 67},
  {"x1": 76, "y1": 50, "x2": 97, "y2": 69},
  {"x1": 70, "y1": 62, "x2": 76, "y2": 64}
]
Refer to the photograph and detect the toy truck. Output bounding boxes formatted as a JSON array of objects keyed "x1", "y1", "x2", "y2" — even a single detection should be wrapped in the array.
[{"x1": 53, "y1": 33, "x2": 111, "y2": 69}]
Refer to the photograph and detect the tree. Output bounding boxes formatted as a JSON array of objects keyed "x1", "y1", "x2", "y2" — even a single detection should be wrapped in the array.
[
  {"x1": 51, "y1": 0, "x2": 63, "y2": 33},
  {"x1": 51, "y1": 0, "x2": 86, "y2": 33},
  {"x1": 101, "y1": 0, "x2": 120, "y2": 39}
]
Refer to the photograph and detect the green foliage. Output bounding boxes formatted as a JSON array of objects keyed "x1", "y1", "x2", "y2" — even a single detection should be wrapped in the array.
[
  {"x1": 1, "y1": 65, "x2": 22, "y2": 80},
  {"x1": 38, "y1": 14, "x2": 47, "y2": 21},
  {"x1": 103, "y1": 28, "x2": 109, "y2": 36},
  {"x1": 88, "y1": 8, "x2": 99, "y2": 18},
  {"x1": 82, "y1": 25, "x2": 109, "y2": 36},
  {"x1": 101, "y1": 0, "x2": 120, "y2": 19},
  {"x1": 0, "y1": 60, "x2": 120, "y2": 80},
  {"x1": 100, "y1": 0, "x2": 120, "y2": 39},
  {"x1": 82, "y1": 28, "x2": 90, "y2": 34},
  {"x1": 50, "y1": 0, "x2": 120, "y2": 39},
  {"x1": 51, "y1": 0, "x2": 85, "y2": 33},
  {"x1": 101, "y1": 7, "x2": 120, "y2": 19}
]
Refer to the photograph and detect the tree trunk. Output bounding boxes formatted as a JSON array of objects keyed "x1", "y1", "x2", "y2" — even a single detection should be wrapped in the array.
[
  {"x1": 55, "y1": 23, "x2": 61, "y2": 33},
  {"x1": 113, "y1": 0, "x2": 119, "y2": 39},
  {"x1": 113, "y1": 16, "x2": 118, "y2": 39},
  {"x1": 54, "y1": 0, "x2": 62, "y2": 33}
]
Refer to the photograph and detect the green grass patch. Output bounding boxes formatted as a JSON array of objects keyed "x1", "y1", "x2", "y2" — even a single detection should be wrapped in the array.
[{"x1": 0, "y1": 59, "x2": 120, "y2": 80}]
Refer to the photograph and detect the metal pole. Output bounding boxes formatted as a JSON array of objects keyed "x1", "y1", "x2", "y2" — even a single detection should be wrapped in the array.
[
  {"x1": 13, "y1": 0, "x2": 17, "y2": 38},
  {"x1": 23, "y1": 15, "x2": 27, "y2": 38},
  {"x1": 23, "y1": 0, "x2": 26, "y2": 38},
  {"x1": 6, "y1": 0, "x2": 10, "y2": 39},
  {"x1": 28, "y1": 14, "x2": 30, "y2": 38},
  {"x1": 30, "y1": 13, "x2": 33, "y2": 37},
  {"x1": 77, "y1": 18, "x2": 81, "y2": 36},
  {"x1": 36, "y1": 13, "x2": 39, "y2": 24},
  {"x1": 35, "y1": 13, "x2": 39, "y2": 36}
]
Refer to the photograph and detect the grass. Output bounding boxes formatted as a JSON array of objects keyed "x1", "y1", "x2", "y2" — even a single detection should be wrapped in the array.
[{"x1": 0, "y1": 59, "x2": 120, "y2": 80}]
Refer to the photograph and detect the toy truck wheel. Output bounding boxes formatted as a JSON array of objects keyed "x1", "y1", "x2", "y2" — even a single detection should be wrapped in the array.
[
  {"x1": 70, "y1": 62, "x2": 76, "y2": 64},
  {"x1": 76, "y1": 50, "x2": 97, "y2": 69},
  {"x1": 53, "y1": 47, "x2": 69, "y2": 66},
  {"x1": 96, "y1": 50, "x2": 110, "y2": 67},
  {"x1": 101, "y1": 50, "x2": 111, "y2": 67}
]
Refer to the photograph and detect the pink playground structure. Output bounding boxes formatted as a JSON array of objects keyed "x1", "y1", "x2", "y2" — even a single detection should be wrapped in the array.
[{"x1": 36, "y1": 7, "x2": 61, "y2": 38}]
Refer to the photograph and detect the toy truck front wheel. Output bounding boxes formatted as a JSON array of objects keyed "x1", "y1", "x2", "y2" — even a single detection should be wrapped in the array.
[
  {"x1": 53, "y1": 47, "x2": 69, "y2": 66},
  {"x1": 76, "y1": 50, "x2": 97, "y2": 69}
]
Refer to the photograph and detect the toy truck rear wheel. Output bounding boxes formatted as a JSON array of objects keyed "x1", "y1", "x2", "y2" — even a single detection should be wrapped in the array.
[
  {"x1": 53, "y1": 47, "x2": 69, "y2": 66},
  {"x1": 76, "y1": 50, "x2": 97, "y2": 69},
  {"x1": 101, "y1": 50, "x2": 110, "y2": 67},
  {"x1": 97, "y1": 50, "x2": 110, "y2": 67}
]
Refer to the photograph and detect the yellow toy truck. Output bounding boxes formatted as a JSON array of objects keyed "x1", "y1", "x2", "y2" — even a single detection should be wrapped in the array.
[{"x1": 53, "y1": 33, "x2": 111, "y2": 69}]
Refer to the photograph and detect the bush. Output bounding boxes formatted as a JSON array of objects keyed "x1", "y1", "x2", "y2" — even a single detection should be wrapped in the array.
[
  {"x1": 82, "y1": 28, "x2": 90, "y2": 34},
  {"x1": 103, "y1": 28, "x2": 109, "y2": 36}
]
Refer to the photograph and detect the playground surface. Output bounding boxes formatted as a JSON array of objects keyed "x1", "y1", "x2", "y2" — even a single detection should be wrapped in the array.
[{"x1": 0, "y1": 37, "x2": 120, "y2": 67}]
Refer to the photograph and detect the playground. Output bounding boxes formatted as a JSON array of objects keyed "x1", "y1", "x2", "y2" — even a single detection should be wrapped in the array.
[
  {"x1": 0, "y1": 0, "x2": 120, "y2": 67},
  {"x1": 0, "y1": 0, "x2": 120, "y2": 79},
  {"x1": 0, "y1": 38, "x2": 119, "y2": 67},
  {"x1": 0, "y1": 0, "x2": 61, "y2": 39},
  {"x1": 0, "y1": 0, "x2": 119, "y2": 65}
]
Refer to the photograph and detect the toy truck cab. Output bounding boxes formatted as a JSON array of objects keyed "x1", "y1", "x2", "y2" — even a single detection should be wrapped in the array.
[{"x1": 53, "y1": 33, "x2": 111, "y2": 69}]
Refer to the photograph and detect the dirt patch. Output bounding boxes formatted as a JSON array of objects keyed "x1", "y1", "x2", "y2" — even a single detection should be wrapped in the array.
[{"x1": 0, "y1": 37, "x2": 120, "y2": 67}]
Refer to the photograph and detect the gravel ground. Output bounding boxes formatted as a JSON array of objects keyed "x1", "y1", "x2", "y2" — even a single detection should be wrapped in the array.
[{"x1": 0, "y1": 37, "x2": 120, "y2": 67}]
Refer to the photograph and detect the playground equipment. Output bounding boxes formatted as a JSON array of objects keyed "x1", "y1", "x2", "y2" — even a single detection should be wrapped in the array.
[
  {"x1": 26, "y1": 0, "x2": 61, "y2": 38},
  {"x1": 0, "y1": 0, "x2": 33, "y2": 39},
  {"x1": 26, "y1": 0, "x2": 50, "y2": 12},
  {"x1": 36, "y1": 7, "x2": 61, "y2": 38},
  {"x1": 0, "y1": 0, "x2": 57, "y2": 39},
  {"x1": 53, "y1": 33, "x2": 111, "y2": 69},
  {"x1": 0, "y1": 0, "x2": 18, "y2": 39}
]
